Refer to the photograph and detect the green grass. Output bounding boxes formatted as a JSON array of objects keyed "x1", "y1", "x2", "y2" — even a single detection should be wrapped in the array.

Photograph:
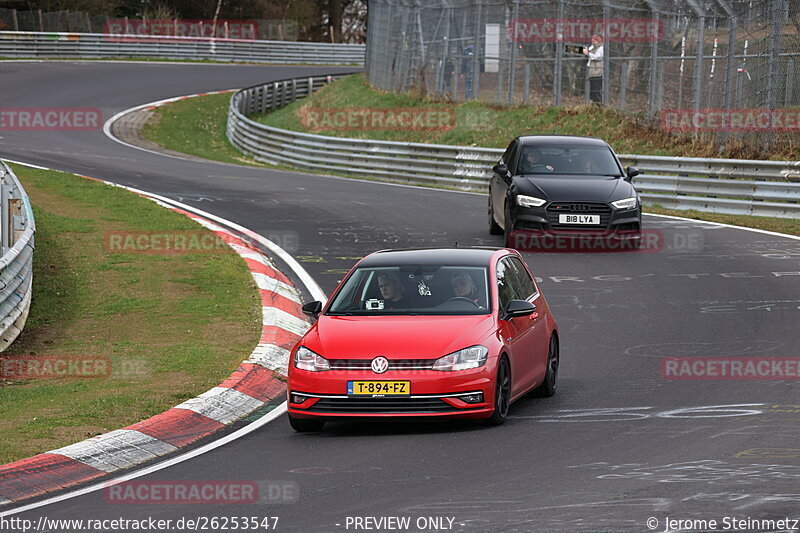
[
  {"x1": 255, "y1": 74, "x2": 800, "y2": 160},
  {"x1": 646, "y1": 205, "x2": 800, "y2": 236},
  {"x1": 0, "y1": 164, "x2": 262, "y2": 464},
  {"x1": 140, "y1": 74, "x2": 800, "y2": 238},
  {"x1": 141, "y1": 92, "x2": 264, "y2": 166}
]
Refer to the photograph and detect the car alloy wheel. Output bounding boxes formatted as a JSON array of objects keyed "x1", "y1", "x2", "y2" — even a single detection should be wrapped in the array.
[
  {"x1": 533, "y1": 335, "x2": 559, "y2": 397},
  {"x1": 486, "y1": 357, "x2": 510, "y2": 425},
  {"x1": 488, "y1": 197, "x2": 503, "y2": 235},
  {"x1": 503, "y1": 202, "x2": 514, "y2": 248}
]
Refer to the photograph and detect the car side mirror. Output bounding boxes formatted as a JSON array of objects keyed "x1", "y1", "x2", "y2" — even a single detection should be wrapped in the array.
[
  {"x1": 625, "y1": 166, "x2": 640, "y2": 181},
  {"x1": 493, "y1": 163, "x2": 509, "y2": 178},
  {"x1": 302, "y1": 301, "x2": 323, "y2": 318},
  {"x1": 503, "y1": 299, "x2": 536, "y2": 320}
]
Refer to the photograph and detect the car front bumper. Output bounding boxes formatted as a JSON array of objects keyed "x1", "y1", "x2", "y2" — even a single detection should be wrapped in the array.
[{"x1": 287, "y1": 366, "x2": 496, "y2": 419}]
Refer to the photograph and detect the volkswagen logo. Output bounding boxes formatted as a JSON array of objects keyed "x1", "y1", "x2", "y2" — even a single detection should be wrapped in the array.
[
  {"x1": 569, "y1": 203, "x2": 591, "y2": 212},
  {"x1": 371, "y1": 356, "x2": 389, "y2": 374}
]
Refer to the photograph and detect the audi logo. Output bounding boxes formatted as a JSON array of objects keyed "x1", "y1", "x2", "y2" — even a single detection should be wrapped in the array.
[
  {"x1": 371, "y1": 356, "x2": 389, "y2": 374},
  {"x1": 568, "y1": 203, "x2": 591, "y2": 212}
]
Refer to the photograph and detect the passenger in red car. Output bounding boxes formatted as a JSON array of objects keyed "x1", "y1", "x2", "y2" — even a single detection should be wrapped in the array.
[
  {"x1": 378, "y1": 273, "x2": 407, "y2": 309},
  {"x1": 451, "y1": 271, "x2": 487, "y2": 309}
]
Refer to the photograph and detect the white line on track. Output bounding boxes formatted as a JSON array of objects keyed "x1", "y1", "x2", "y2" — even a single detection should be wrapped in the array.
[
  {"x1": 0, "y1": 406, "x2": 287, "y2": 518},
  {"x1": 0, "y1": 159, "x2": 324, "y2": 517}
]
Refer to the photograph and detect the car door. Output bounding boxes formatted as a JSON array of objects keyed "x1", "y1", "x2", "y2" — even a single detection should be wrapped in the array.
[
  {"x1": 506, "y1": 256, "x2": 549, "y2": 391},
  {"x1": 495, "y1": 256, "x2": 538, "y2": 399},
  {"x1": 492, "y1": 141, "x2": 519, "y2": 228}
]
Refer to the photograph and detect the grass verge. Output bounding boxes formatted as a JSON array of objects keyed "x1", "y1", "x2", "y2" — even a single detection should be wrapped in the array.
[
  {"x1": 0, "y1": 164, "x2": 261, "y2": 464},
  {"x1": 645, "y1": 205, "x2": 800, "y2": 237},
  {"x1": 140, "y1": 74, "x2": 799, "y2": 238},
  {"x1": 141, "y1": 92, "x2": 263, "y2": 166},
  {"x1": 255, "y1": 74, "x2": 800, "y2": 160}
]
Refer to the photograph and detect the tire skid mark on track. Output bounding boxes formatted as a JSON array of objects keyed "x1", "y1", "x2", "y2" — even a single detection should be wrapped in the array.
[{"x1": 0, "y1": 165, "x2": 310, "y2": 507}]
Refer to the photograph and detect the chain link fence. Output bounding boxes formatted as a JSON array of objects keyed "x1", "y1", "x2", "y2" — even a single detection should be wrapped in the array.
[{"x1": 366, "y1": 0, "x2": 800, "y2": 148}]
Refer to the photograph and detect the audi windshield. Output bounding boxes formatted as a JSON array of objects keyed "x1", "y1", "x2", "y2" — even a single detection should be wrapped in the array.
[{"x1": 518, "y1": 145, "x2": 623, "y2": 176}]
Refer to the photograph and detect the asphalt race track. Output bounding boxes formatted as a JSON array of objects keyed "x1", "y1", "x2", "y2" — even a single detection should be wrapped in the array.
[{"x1": 2, "y1": 62, "x2": 799, "y2": 533}]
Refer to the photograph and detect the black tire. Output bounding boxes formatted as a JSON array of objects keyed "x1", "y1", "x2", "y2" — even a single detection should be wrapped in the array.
[
  {"x1": 488, "y1": 196, "x2": 503, "y2": 235},
  {"x1": 503, "y1": 202, "x2": 515, "y2": 249},
  {"x1": 288, "y1": 415, "x2": 325, "y2": 433},
  {"x1": 485, "y1": 357, "x2": 511, "y2": 426},
  {"x1": 532, "y1": 335, "x2": 559, "y2": 397}
]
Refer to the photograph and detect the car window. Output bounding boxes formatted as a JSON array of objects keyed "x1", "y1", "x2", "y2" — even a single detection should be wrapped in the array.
[
  {"x1": 507, "y1": 257, "x2": 537, "y2": 300},
  {"x1": 326, "y1": 265, "x2": 490, "y2": 316},
  {"x1": 518, "y1": 144, "x2": 622, "y2": 176},
  {"x1": 496, "y1": 258, "x2": 519, "y2": 310},
  {"x1": 502, "y1": 141, "x2": 519, "y2": 175}
]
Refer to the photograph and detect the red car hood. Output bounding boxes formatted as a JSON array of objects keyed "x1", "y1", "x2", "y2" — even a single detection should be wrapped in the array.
[{"x1": 303, "y1": 314, "x2": 497, "y2": 359}]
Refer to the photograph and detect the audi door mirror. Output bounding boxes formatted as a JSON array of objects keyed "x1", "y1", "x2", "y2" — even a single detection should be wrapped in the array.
[
  {"x1": 625, "y1": 166, "x2": 640, "y2": 180},
  {"x1": 493, "y1": 163, "x2": 509, "y2": 177}
]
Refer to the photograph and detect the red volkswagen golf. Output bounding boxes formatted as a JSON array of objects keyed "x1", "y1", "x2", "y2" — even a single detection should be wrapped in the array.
[{"x1": 287, "y1": 248, "x2": 559, "y2": 432}]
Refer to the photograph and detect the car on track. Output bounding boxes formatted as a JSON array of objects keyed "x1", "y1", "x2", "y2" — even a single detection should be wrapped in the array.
[
  {"x1": 488, "y1": 135, "x2": 642, "y2": 248},
  {"x1": 287, "y1": 248, "x2": 559, "y2": 432}
]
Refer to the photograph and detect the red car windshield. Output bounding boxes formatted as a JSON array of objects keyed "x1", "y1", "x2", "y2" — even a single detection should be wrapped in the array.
[{"x1": 326, "y1": 265, "x2": 490, "y2": 315}]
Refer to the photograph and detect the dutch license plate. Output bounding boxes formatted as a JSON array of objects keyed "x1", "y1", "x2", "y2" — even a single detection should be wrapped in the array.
[
  {"x1": 559, "y1": 214, "x2": 600, "y2": 225},
  {"x1": 347, "y1": 381, "x2": 410, "y2": 396}
]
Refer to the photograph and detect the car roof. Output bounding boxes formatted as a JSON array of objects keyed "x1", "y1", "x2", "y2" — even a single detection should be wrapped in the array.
[
  {"x1": 517, "y1": 135, "x2": 609, "y2": 147},
  {"x1": 358, "y1": 247, "x2": 505, "y2": 267}
]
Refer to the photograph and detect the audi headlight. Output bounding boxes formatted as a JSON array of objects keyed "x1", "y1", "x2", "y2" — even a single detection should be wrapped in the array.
[
  {"x1": 431, "y1": 345, "x2": 489, "y2": 372},
  {"x1": 294, "y1": 346, "x2": 330, "y2": 371},
  {"x1": 612, "y1": 197, "x2": 638, "y2": 210},
  {"x1": 516, "y1": 195, "x2": 547, "y2": 208}
]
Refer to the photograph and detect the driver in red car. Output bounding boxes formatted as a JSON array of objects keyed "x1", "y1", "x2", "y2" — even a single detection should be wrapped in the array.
[
  {"x1": 378, "y1": 272, "x2": 407, "y2": 309},
  {"x1": 450, "y1": 271, "x2": 487, "y2": 309}
]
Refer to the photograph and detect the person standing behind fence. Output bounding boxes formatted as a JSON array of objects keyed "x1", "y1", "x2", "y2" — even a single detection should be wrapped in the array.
[
  {"x1": 583, "y1": 34, "x2": 604, "y2": 104},
  {"x1": 461, "y1": 45, "x2": 475, "y2": 99}
]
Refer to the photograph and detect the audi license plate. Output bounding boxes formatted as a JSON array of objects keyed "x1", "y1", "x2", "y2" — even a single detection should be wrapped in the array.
[
  {"x1": 348, "y1": 381, "x2": 410, "y2": 396},
  {"x1": 559, "y1": 214, "x2": 600, "y2": 225}
]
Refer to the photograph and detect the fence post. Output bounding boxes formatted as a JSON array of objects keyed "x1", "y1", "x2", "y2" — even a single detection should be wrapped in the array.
[
  {"x1": 765, "y1": 0, "x2": 784, "y2": 111},
  {"x1": 523, "y1": 62, "x2": 531, "y2": 104},
  {"x1": 12, "y1": 9, "x2": 18, "y2": 31},
  {"x1": 498, "y1": 60, "x2": 504, "y2": 103},
  {"x1": 646, "y1": 2, "x2": 659, "y2": 121},
  {"x1": 471, "y1": 0, "x2": 482, "y2": 99},
  {"x1": 619, "y1": 62, "x2": 628, "y2": 110},
  {"x1": 602, "y1": 0, "x2": 610, "y2": 105},
  {"x1": 508, "y1": 0, "x2": 520, "y2": 103},
  {"x1": 716, "y1": 0, "x2": 738, "y2": 148},
  {"x1": 787, "y1": 60, "x2": 795, "y2": 106},
  {"x1": 553, "y1": 0, "x2": 565, "y2": 106},
  {"x1": 688, "y1": 1, "x2": 706, "y2": 126}
]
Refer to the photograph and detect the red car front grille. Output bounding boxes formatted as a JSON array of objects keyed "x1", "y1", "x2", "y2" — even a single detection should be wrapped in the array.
[
  {"x1": 328, "y1": 359, "x2": 435, "y2": 371},
  {"x1": 307, "y1": 397, "x2": 456, "y2": 413}
]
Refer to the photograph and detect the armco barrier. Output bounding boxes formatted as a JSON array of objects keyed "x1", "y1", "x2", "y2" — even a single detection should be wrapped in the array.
[
  {"x1": 0, "y1": 161, "x2": 35, "y2": 351},
  {"x1": 0, "y1": 31, "x2": 365, "y2": 65},
  {"x1": 227, "y1": 75, "x2": 800, "y2": 219}
]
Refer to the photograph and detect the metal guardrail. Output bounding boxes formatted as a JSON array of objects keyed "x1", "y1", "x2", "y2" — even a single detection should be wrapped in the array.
[
  {"x1": 0, "y1": 31, "x2": 365, "y2": 65},
  {"x1": 227, "y1": 75, "x2": 800, "y2": 219},
  {"x1": 0, "y1": 161, "x2": 35, "y2": 352}
]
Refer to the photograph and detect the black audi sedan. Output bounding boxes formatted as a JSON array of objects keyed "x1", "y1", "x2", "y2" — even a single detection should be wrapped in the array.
[{"x1": 488, "y1": 135, "x2": 642, "y2": 248}]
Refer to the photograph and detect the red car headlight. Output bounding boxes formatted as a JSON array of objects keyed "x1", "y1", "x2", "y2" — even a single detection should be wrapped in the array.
[
  {"x1": 294, "y1": 346, "x2": 331, "y2": 372},
  {"x1": 431, "y1": 345, "x2": 488, "y2": 372}
]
